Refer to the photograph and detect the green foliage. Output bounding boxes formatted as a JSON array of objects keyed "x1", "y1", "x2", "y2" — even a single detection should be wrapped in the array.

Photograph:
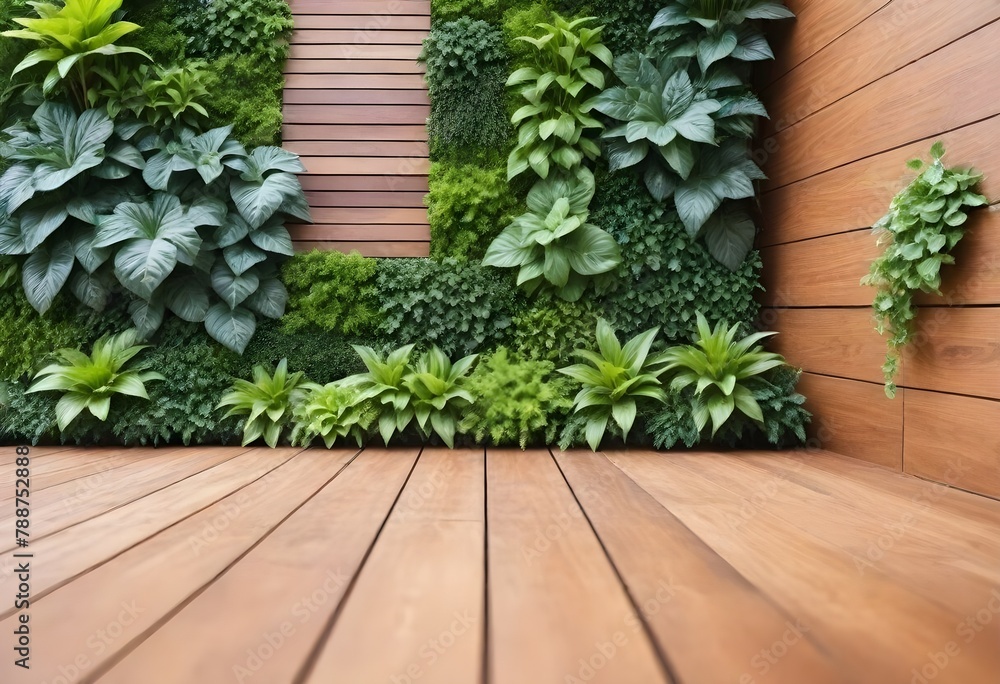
[
  {"x1": 432, "y1": 0, "x2": 538, "y2": 22},
  {"x1": 0, "y1": 0, "x2": 32, "y2": 124},
  {"x1": 484, "y1": 167, "x2": 621, "y2": 301},
  {"x1": 1, "y1": 0, "x2": 151, "y2": 109},
  {"x1": 96, "y1": 61, "x2": 212, "y2": 130},
  {"x1": 559, "y1": 319, "x2": 667, "y2": 450},
  {"x1": 177, "y1": 0, "x2": 293, "y2": 63},
  {"x1": 377, "y1": 258, "x2": 524, "y2": 358},
  {"x1": 351, "y1": 343, "x2": 417, "y2": 445},
  {"x1": 567, "y1": 0, "x2": 662, "y2": 54},
  {"x1": 217, "y1": 358, "x2": 308, "y2": 447},
  {"x1": 502, "y1": 3, "x2": 552, "y2": 64},
  {"x1": 461, "y1": 347, "x2": 574, "y2": 448},
  {"x1": 648, "y1": 366, "x2": 808, "y2": 448},
  {"x1": 511, "y1": 297, "x2": 599, "y2": 363},
  {"x1": 403, "y1": 345, "x2": 477, "y2": 448},
  {"x1": 861, "y1": 143, "x2": 987, "y2": 397},
  {"x1": 506, "y1": 13, "x2": 612, "y2": 180},
  {"x1": 121, "y1": 0, "x2": 190, "y2": 64},
  {"x1": 242, "y1": 319, "x2": 366, "y2": 386},
  {"x1": 280, "y1": 250, "x2": 380, "y2": 336},
  {"x1": 427, "y1": 161, "x2": 520, "y2": 261},
  {"x1": 0, "y1": 287, "x2": 88, "y2": 380},
  {"x1": 291, "y1": 377, "x2": 378, "y2": 448},
  {"x1": 26, "y1": 328, "x2": 164, "y2": 430},
  {"x1": 202, "y1": 53, "x2": 285, "y2": 148},
  {"x1": 658, "y1": 312, "x2": 786, "y2": 436},
  {"x1": 592, "y1": 171, "x2": 761, "y2": 341}
]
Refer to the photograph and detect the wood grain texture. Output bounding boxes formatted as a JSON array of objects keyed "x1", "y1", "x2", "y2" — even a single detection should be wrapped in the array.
[
  {"x1": 286, "y1": 141, "x2": 429, "y2": 158},
  {"x1": 762, "y1": 21, "x2": 1000, "y2": 189},
  {"x1": 290, "y1": 43, "x2": 423, "y2": 60},
  {"x1": 307, "y1": 207, "x2": 428, "y2": 224},
  {"x1": 293, "y1": 29, "x2": 427, "y2": 45},
  {"x1": 285, "y1": 58, "x2": 425, "y2": 74},
  {"x1": 299, "y1": 174, "x2": 428, "y2": 192},
  {"x1": 289, "y1": 224, "x2": 430, "y2": 241},
  {"x1": 304, "y1": 190, "x2": 427, "y2": 208},
  {"x1": 292, "y1": 14, "x2": 430, "y2": 30},
  {"x1": 300, "y1": 155, "x2": 430, "y2": 175},
  {"x1": 904, "y1": 390, "x2": 1000, "y2": 499},
  {"x1": 289, "y1": 0, "x2": 430, "y2": 14},
  {"x1": 284, "y1": 88, "x2": 430, "y2": 105},
  {"x1": 284, "y1": 124, "x2": 427, "y2": 141},
  {"x1": 284, "y1": 72, "x2": 427, "y2": 89},
  {"x1": 766, "y1": 307, "x2": 885, "y2": 384},
  {"x1": 284, "y1": 104, "x2": 429, "y2": 125}
]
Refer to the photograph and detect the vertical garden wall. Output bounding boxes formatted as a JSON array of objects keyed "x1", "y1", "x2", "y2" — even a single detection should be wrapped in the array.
[{"x1": 758, "y1": 0, "x2": 1000, "y2": 498}]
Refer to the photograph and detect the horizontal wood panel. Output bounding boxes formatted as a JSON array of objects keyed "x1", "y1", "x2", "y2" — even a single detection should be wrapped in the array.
[
  {"x1": 760, "y1": 115, "x2": 1000, "y2": 245},
  {"x1": 289, "y1": 43, "x2": 422, "y2": 60},
  {"x1": 284, "y1": 88, "x2": 429, "y2": 105},
  {"x1": 289, "y1": 224, "x2": 430, "y2": 241},
  {"x1": 796, "y1": 372, "x2": 903, "y2": 470},
  {"x1": 307, "y1": 207, "x2": 428, "y2": 224},
  {"x1": 284, "y1": 73, "x2": 427, "y2": 89},
  {"x1": 299, "y1": 174, "x2": 428, "y2": 192},
  {"x1": 283, "y1": 124, "x2": 427, "y2": 141},
  {"x1": 904, "y1": 390, "x2": 1000, "y2": 499},
  {"x1": 762, "y1": 0, "x2": 1000, "y2": 134},
  {"x1": 300, "y1": 156, "x2": 430, "y2": 175},
  {"x1": 763, "y1": 21, "x2": 1000, "y2": 189},
  {"x1": 304, "y1": 190, "x2": 427, "y2": 208},
  {"x1": 293, "y1": 14, "x2": 430, "y2": 30},
  {"x1": 293, "y1": 29, "x2": 427, "y2": 45},
  {"x1": 292, "y1": 240, "x2": 430, "y2": 257},
  {"x1": 289, "y1": 0, "x2": 430, "y2": 14},
  {"x1": 284, "y1": 104, "x2": 428, "y2": 125},
  {"x1": 286, "y1": 140, "x2": 429, "y2": 157},
  {"x1": 285, "y1": 58, "x2": 425, "y2": 74}
]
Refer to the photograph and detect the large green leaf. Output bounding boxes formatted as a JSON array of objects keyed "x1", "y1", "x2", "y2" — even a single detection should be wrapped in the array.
[
  {"x1": 22, "y1": 239, "x2": 74, "y2": 313},
  {"x1": 702, "y1": 203, "x2": 756, "y2": 271},
  {"x1": 204, "y1": 303, "x2": 256, "y2": 353},
  {"x1": 211, "y1": 261, "x2": 259, "y2": 307},
  {"x1": 163, "y1": 273, "x2": 210, "y2": 322},
  {"x1": 113, "y1": 236, "x2": 178, "y2": 299},
  {"x1": 32, "y1": 105, "x2": 113, "y2": 192},
  {"x1": 231, "y1": 171, "x2": 301, "y2": 229}
]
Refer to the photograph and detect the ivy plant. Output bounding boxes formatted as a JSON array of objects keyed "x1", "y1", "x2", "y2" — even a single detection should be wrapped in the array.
[{"x1": 861, "y1": 143, "x2": 987, "y2": 397}]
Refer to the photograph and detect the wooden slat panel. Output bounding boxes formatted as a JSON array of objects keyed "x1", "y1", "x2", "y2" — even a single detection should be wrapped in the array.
[
  {"x1": 762, "y1": 0, "x2": 1000, "y2": 134},
  {"x1": 299, "y1": 174, "x2": 428, "y2": 192},
  {"x1": 555, "y1": 450, "x2": 844, "y2": 684},
  {"x1": 285, "y1": 104, "x2": 428, "y2": 125},
  {"x1": 795, "y1": 372, "x2": 903, "y2": 469},
  {"x1": 284, "y1": 88, "x2": 429, "y2": 105},
  {"x1": 286, "y1": 140, "x2": 429, "y2": 157},
  {"x1": 301, "y1": 155, "x2": 430, "y2": 175},
  {"x1": 289, "y1": 0, "x2": 430, "y2": 14},
  {"x1": 307, "y1": 207, "x2": 428, "y2": 224},
  {"x1": 306, "y1": 450, "x2": 484, "y2": 683},
  {"x1": 0, "y1": 447, "x2": 136, "y2": 497},
  {"x1": 904, "y1": 390, "x2": 1000, "y2": 499},
  {"x1": 289, "y1": 224, "x2": 429, "y2": 241},
  {"x1": 768, "y1": 307, "x2": 885, "y2": 384},
  {"x1": 763, "y1": 21, "x2": 1000, "y2": 189},
  {"x1": 759, "y1": 115, "x2": 1000, "y2": 246},
  {"x1": 487, "y1": 450, "x2": 670, "y2": 684},
  {"x1": 285, "y1": 72, "x2": 427, "y2": 89},
  {"x1": 290, "y1": 43, "x2": 422, "y2": 60},
  {"x1": 284, "y1": 124, "x2": 427, "y2": 141},
  {"x1": 304, "y1": 190, "x2": 427, "y2": 208},
  {"x1": 293, "y1": 14, "x2": 430, "y2": 30},
  {"x1": 293, "y1": 29, "x2": 427, "y2": 44},
  {"x1": 292, "y1": 240, "x2": 430, "y2": 257},
  {"x1": 761, "y1": 230, "x2": 877, "y2": 307},
  {"x1": 99, "y1": 450, "x2": 418, "y2": 684},
  {"x1": 285, "y1": 58, "x2": 425, "y2": 74}
]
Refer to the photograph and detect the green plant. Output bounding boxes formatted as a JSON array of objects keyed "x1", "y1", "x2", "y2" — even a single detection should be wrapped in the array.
[
  {"x1": 2, "y1": 0, "x2": 151, "y2": 109},
  {"x1": 861, "y1": 143, "x2": 987, "y2": 397},
  {"x1": 26, "y1": 328, "x2": 163, "y2": 430},
  {"x1": 280, "y1": 250, "x2": 380, "y2": 336},
  {"x1": 567, "y1": 0, "x2": 663, "y2": 54},
  {"x1": 350, "y1": 343, "x2": 416, "y2": 445},
  {"x1": 558, "y1": 319, "x2": 666, "y2": 450},
  {"x1": 291, "y1": 377, "x2": 379, "y2": 448},
  {"x1": 433, "y1": 0, "x2": 538, "y2": 22},
  {"x1": 427, "y1": 161, "x2": 520, "y2": 260},
  {"x1": 377, "y1": 258, "x2": 524, "y2": 358},
  {"x1": 511, "y1": 297, "x2": 599, "y2": 363},
  {"x1": 403, "y1": 345, "x2": 477, "y2": 448},
  {"x1": 658, "y1": 312, "x2": 787, "y2": 436},
  {"x1": 95, "y1": 61, "x2": 212, "y2": 130},
  {"x1": 506, "y1": 13, "x2": 612, "y2": 180},
  {"x1": 178, "y1": 0, "x2": 293, "y2": 63},
  {"x1": 242, "y1": 319, "x2": 367, "y2": 386},
  {"x1": 483, "y1": 167, "x2": 621, "y2": 301},
  {"x1": 461, "y1": 347, "x2": 574, "y2": 448},
  {"x1": 217, "y1": 358, "x2": 308, "y2": 447},
  {"x1": 202, "y1": 52, "x2": 285, "y2": 148}
]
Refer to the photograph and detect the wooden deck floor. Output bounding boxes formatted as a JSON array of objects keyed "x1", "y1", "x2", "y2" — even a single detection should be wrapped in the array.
[{"x1": 1, "y1": 446, "x2": 998, "y2": 684}]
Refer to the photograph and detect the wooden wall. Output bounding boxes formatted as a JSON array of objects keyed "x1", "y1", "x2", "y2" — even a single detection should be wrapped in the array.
[
  {"x1": 758, "y1": 1, "x2": 1000, "y2": 499},
  {"x1": 283, "y1": 0, "x2": 431, "y2": 256}
]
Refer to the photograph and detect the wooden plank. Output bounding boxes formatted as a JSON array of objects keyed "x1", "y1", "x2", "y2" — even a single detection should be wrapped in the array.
[
  {"x1": 0, "y1": 447, "x2": 139, "y2": 496},
  {"x1": 284, "y1": 88, "x2": 430, "y2": 105},
  {"x1": 486, "y1": 449, "x2": 669, "y2": 684},
  {"x1": 293, "y1": 14, "x2": 430, "y2": 30},
  {"x1": 762, "y1": 0, "x2": 1000, "y2": 134},
  {"x1": 763, "y1": 21, "x2": 1000, "y2": 189},
  {"x1": 305, "y1": 450, "x2": 484, "y2": 683},
  {"x1": 286, "y1": 140, "x2": 429, "y2": 158},
  {"x1": 554, "y1": 450, "x2": 846, "y2": 684},
  {"x1": 305, "y1": 190, "x2": 427, "y2": 208},
  {"x1": 759, "y1": 115, "x2": 1000, "y2": 246},
  {"x1": 609, "y1": 451, "x2": 1000, "y2": 684},
  {"x1": 307, "y1": 207, "x2": 427, "y2": 224},
  {"x1": 292, "y1": 240, "x2": 430, "y2": 257},
  {"x1": 285, "y1": 72, "x2": 427, "y2": 89},
  {"x1": 904, "y1": 390, "x2": 1000, "y2": 499},
  {"x1": 0, "y1": 449, "x2": 370, "y2": 684},
  {"x1": 0, "y1": 448, "x2": 294, "y2": 615},
  {"x1": 289, "y1": 0, "x2": 430, "y2": 14},
  {"x1": 286, "y1": 104, "x2": 428, "y2": 125},
  {"x1": 293, "y1": 29, "x2": 428, "y2": 45},
  {"x1": 289, "y1": 43, "x2": 423, "y2": 60},
  {"x1": 300, "y1": 156, "x2": 430, "y2": 175},
  {"x1": 285, "y1": 58, "x2": 425, "y2": 74},
  {"x1": 289, "y1": 224, "x2": 430, "y2": 241},
  {"x1": 284, "y1": 124, "x2": 427, "y2": 142},
  {"x1": 794, "y1": 372, "x2": 903, "y2": 469},
  {"x1": 767, "y1": 307, "x2": 885, "y2": 384},
  {"x1": 299, "y1": 173, "x2": 429, "y2": 193},
  {"x1": 97, "y1": 449, "x2": 419, "y2": 684}
]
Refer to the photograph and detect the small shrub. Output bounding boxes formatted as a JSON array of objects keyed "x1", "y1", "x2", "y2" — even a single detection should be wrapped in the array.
[
  {"x1": 427, "y1": 162, "x2": 520, "y2": 261},
  {"x1": 242, "y1": 319, "x2": 367, "y2": 386},
  {"x1": 403, "y1": 346, "x2": 477, "y2": 448},
  {"x1": 217, "y1": 359, "x2": 309, "y2": 447},
  {"x1": 564, "y1": 0, "x2": 662, "y2": 54},
  {"x1": 281, "y1": 251, "x2": 381, "y2": 336},
  {"x1": 511, "y1": 298, "x2": 599, "y2": 364},
  {"x1": 177, "y1": 0, "x2": 293, "y2": 63},
  {"x1": 433, "y1": 0, "x2": 538, "y2": 23},
  {"x1": 291, "y1": 378, "x2": 378, "y2": 448},
  {"x1": 351, "y1": 344, "x2": 417, "y2": 445},
  {"x1": 202, "y1": 52, "x2": 285, "y2": 147}
]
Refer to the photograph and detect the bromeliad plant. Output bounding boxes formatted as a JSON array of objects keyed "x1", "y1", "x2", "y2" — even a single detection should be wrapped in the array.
[
  {"x1": 483, "y1": 168, "x2": 621, "y2": 301},
  {"x1": 26, "y1": 328, "x2": 164, "y2": 430},
  {"x1": 217, "y1": 358, "x2": 308, "y2": 447},
  {"x1": 506, "y1": 14, "x2": 613, "y2": 181},
  {"x1": 350, "y1": 343, "x2": 417, "y2": 445},
  {"x1": 559, "y1": 319, "x2": 668, "y2": 451},
  {"x1": 403, "y1": 346, "x2": 478, "y2": 449},
  {"x1": 290, "y1": 377, "x2": 379, "y2": 448},
  {"x1": 861, "y1": 143, "x2": 987, "y2": 397},
  {"x1": 657, "y1": 312, "x2": 787, "y2": 436}
]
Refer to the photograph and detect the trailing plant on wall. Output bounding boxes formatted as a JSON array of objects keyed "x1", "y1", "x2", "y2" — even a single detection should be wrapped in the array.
[{"x1": 861, "y1": 143, "x2": 987, "y2": 398}]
